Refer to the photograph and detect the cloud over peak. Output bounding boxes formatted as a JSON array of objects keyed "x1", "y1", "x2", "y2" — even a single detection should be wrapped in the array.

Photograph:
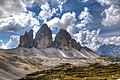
[
  {"x1": 0, "y1": 0, "x2": 120, "y2": 50},
  {"x1": 47, "y1": 12, "x2": 76, "y2": 33},
  {"x1": 73, "y1": 29, "x2": 101, "y2": 51}
]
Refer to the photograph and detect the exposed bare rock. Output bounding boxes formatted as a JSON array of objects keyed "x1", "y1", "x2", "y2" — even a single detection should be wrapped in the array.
[
  {"x1": 53, "y1": 29, "x2": 72, "y2": 50},
  {"x1": 0, "y1": 48, "x2": 101, "y2": 80},
  {"x1": 71, "y1": 39, "x2": 81, "y2": 51},
  {"x1": 19, "y1": 30, "x2": 33, "y2": 48},
  {"x1": 17, "y1": 23, "x2": 98, "y2": 59},
  {"x1": 34, "y1": 24, "x2": 52, "y2": 49},
  {"x1": 53, "y1": 29, "x2": 81, "y2": 51}
]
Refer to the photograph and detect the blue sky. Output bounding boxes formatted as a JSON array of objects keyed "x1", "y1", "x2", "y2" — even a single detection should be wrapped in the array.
[{"x1": 0, "y1": 0, "x2": 120, "y2": 50}]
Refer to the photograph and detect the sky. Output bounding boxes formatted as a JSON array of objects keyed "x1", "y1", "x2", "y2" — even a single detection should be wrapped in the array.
[{"x1": 0, "y1": 0, "x2": 120, "y2": 50}]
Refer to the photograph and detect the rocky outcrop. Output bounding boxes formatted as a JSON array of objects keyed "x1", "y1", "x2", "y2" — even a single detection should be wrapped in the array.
[
  {"x1": 52, "y1": 29, "x2": 82, "y2": 51},
  {"x1": 34, "y1": 24, "x2": 52, "y2": 49},
  {"x1": 17, "y1": 23, "x2": 99, "y2": 58},
  {"x1": 18, "y1": 24, "x2": 95, "y2": 55},
  {"x1": 71, "y1": 39, "x2": 81, "y2": 51},
  {"x1": 53, "y1": 29, "x2": 72, "y2": 50},
  {"x1": 19, "y1": 29, "x2": 33, "y2": 48}
]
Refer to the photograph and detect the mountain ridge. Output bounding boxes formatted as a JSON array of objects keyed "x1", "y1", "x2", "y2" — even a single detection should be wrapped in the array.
[
  {"x1": 18, "y1": 23, "x2": 99, "y2": 58},
  {"x1": 97, "y1": 44, "x2": 120, "y2": 56}
]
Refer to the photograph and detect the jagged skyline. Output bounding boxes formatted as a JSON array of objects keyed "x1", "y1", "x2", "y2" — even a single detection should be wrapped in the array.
[
  {"x1": 0, "y1": 0, "x2": 120, "y2": 51},
  {"x1": 19, "y1": 23, "x2": 81, "y2": 50}
]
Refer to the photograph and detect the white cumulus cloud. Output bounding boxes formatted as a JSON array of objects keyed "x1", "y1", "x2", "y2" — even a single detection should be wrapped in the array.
[
  {"x1": 82, "y1": 0, "x2": 89, "y2": 3},
  {"x1": 39, "y1": 2, "x2": 57, "y2": 21},
  {"x1": 97, "y1": 0, "x2": 120, "y2": 6},
  {"x1": 0, "y1": 0, "x2": 37, "y2": 18},
  {"x1": 5, "y1": 35, "x2": 20, "y2": 49},
  {"x1": 102, "y1": 5, "x2": 120, "y2": 27},
  {"x1": 39, "y1": 0, "x2": 67, "y2": 21},
  {"x1": 97, "y1": 0, "x2": 120, "y2": 27},
  {"x1": 73, "y1": 28, "x2": 120, "y2": 51},
  {"x1": 0, "y1": 12, "x2": 39, "y2": 33},
  {"x1": 103, "y1": 36, "x2": 120, "y2": 45},
  {"x1": 73, "y1": 29, "x2": 101, "y2": 51},
  {"x1": 39, "y1": 0, "x2": 67, "y2": 20},
  {"x1": 0, "y1": 0, "x2": 24, "y2": 18},
  {"x1": 39, "y1": 0, "x2": 66, "y2": 8},
  {"x1": 47, "y1": 12, "x2": 76, "y2": 33},
  {"x1": 76, "y1": 7, "x2": 93, "y2": 29},
  {"x1": 0, "y1": 35, "x2": 19, "y2": 49}
]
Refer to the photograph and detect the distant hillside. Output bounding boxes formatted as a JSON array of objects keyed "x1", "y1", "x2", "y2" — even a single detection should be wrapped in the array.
[{"x1": 97, "y1": 44, "x2": 120, "y2": 56}]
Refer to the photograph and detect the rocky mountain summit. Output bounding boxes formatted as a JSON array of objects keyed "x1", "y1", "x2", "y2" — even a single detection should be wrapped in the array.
[
  {"x1": 19, "y1": 24, "x2": 52, "y2": 49},
  {"x1": 53, "y1": 29, "x2": 72, "y2": 50},
  {"x1": 53, "y1": 29, "x2": 82, "y2": 51},
  {"x1": 34, "y1": 24, "x2": 52, "y2": 49},
  {"x1": 0, "y1": 24, "x2": 100, "y2": 80},
  {"x1": 18, "y1": 23, "x2": 99, "y2": 58},
  {"x1": 19, "y1": 24, "x2": 82, "y2": 51},
  {"x1": 19, "y1": 29, "x2": 34, "y2": 48}
]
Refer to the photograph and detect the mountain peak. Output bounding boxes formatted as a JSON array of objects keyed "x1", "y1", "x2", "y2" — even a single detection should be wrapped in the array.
[
  {"x1": 34, "y1": 23, "x2": 52, "y2": 49},
  {"x1": 53, "y1": 29, "x2": 72, "y2": 50},
  {"x1": 56, "y1": 29, "x2": 71, "y2": 41},
  {"x1": 18, "y1": 23, "x2": 96, "y2": 56},
  {"x1": 59, "y1": 29, "x2": 67, "y2": 32},
  {"x1": 19, "y1": 29, "x2": 34, "y2": 48},
  {"x1": 40, "y1": 23, "x2": 49, "y2": 29}
]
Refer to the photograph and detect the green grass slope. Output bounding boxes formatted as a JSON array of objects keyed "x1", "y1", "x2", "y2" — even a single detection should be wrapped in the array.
[{"x1": 20, "y1": 63, "x2": 120, "y2": 80}]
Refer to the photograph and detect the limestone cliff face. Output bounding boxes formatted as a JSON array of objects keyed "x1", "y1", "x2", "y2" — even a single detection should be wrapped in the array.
[
  {"x1": 18, "y1": 25, "x2": 82, "y2": 51},
  {"x1": 53, "y1": 29, "x2": 72, "y2": 50},
  {"x1": 18, "y1": 24, "x2": 93, "y2": 53},
  {"x1": 34, "y1": 24, "x2": 52, "y2": 49},
  {"x1": 53, "y1": 29, "x2": 81, "y2": 50},
  {"x1": 19, "y1": 29, "x2": 33, "y2": 48},
  {"x1": 17, "y1": 24, "x2": 99, "y2": 58},
  {"x1": 71, "y1": 39, "x2": 81, "y2": 51}
]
